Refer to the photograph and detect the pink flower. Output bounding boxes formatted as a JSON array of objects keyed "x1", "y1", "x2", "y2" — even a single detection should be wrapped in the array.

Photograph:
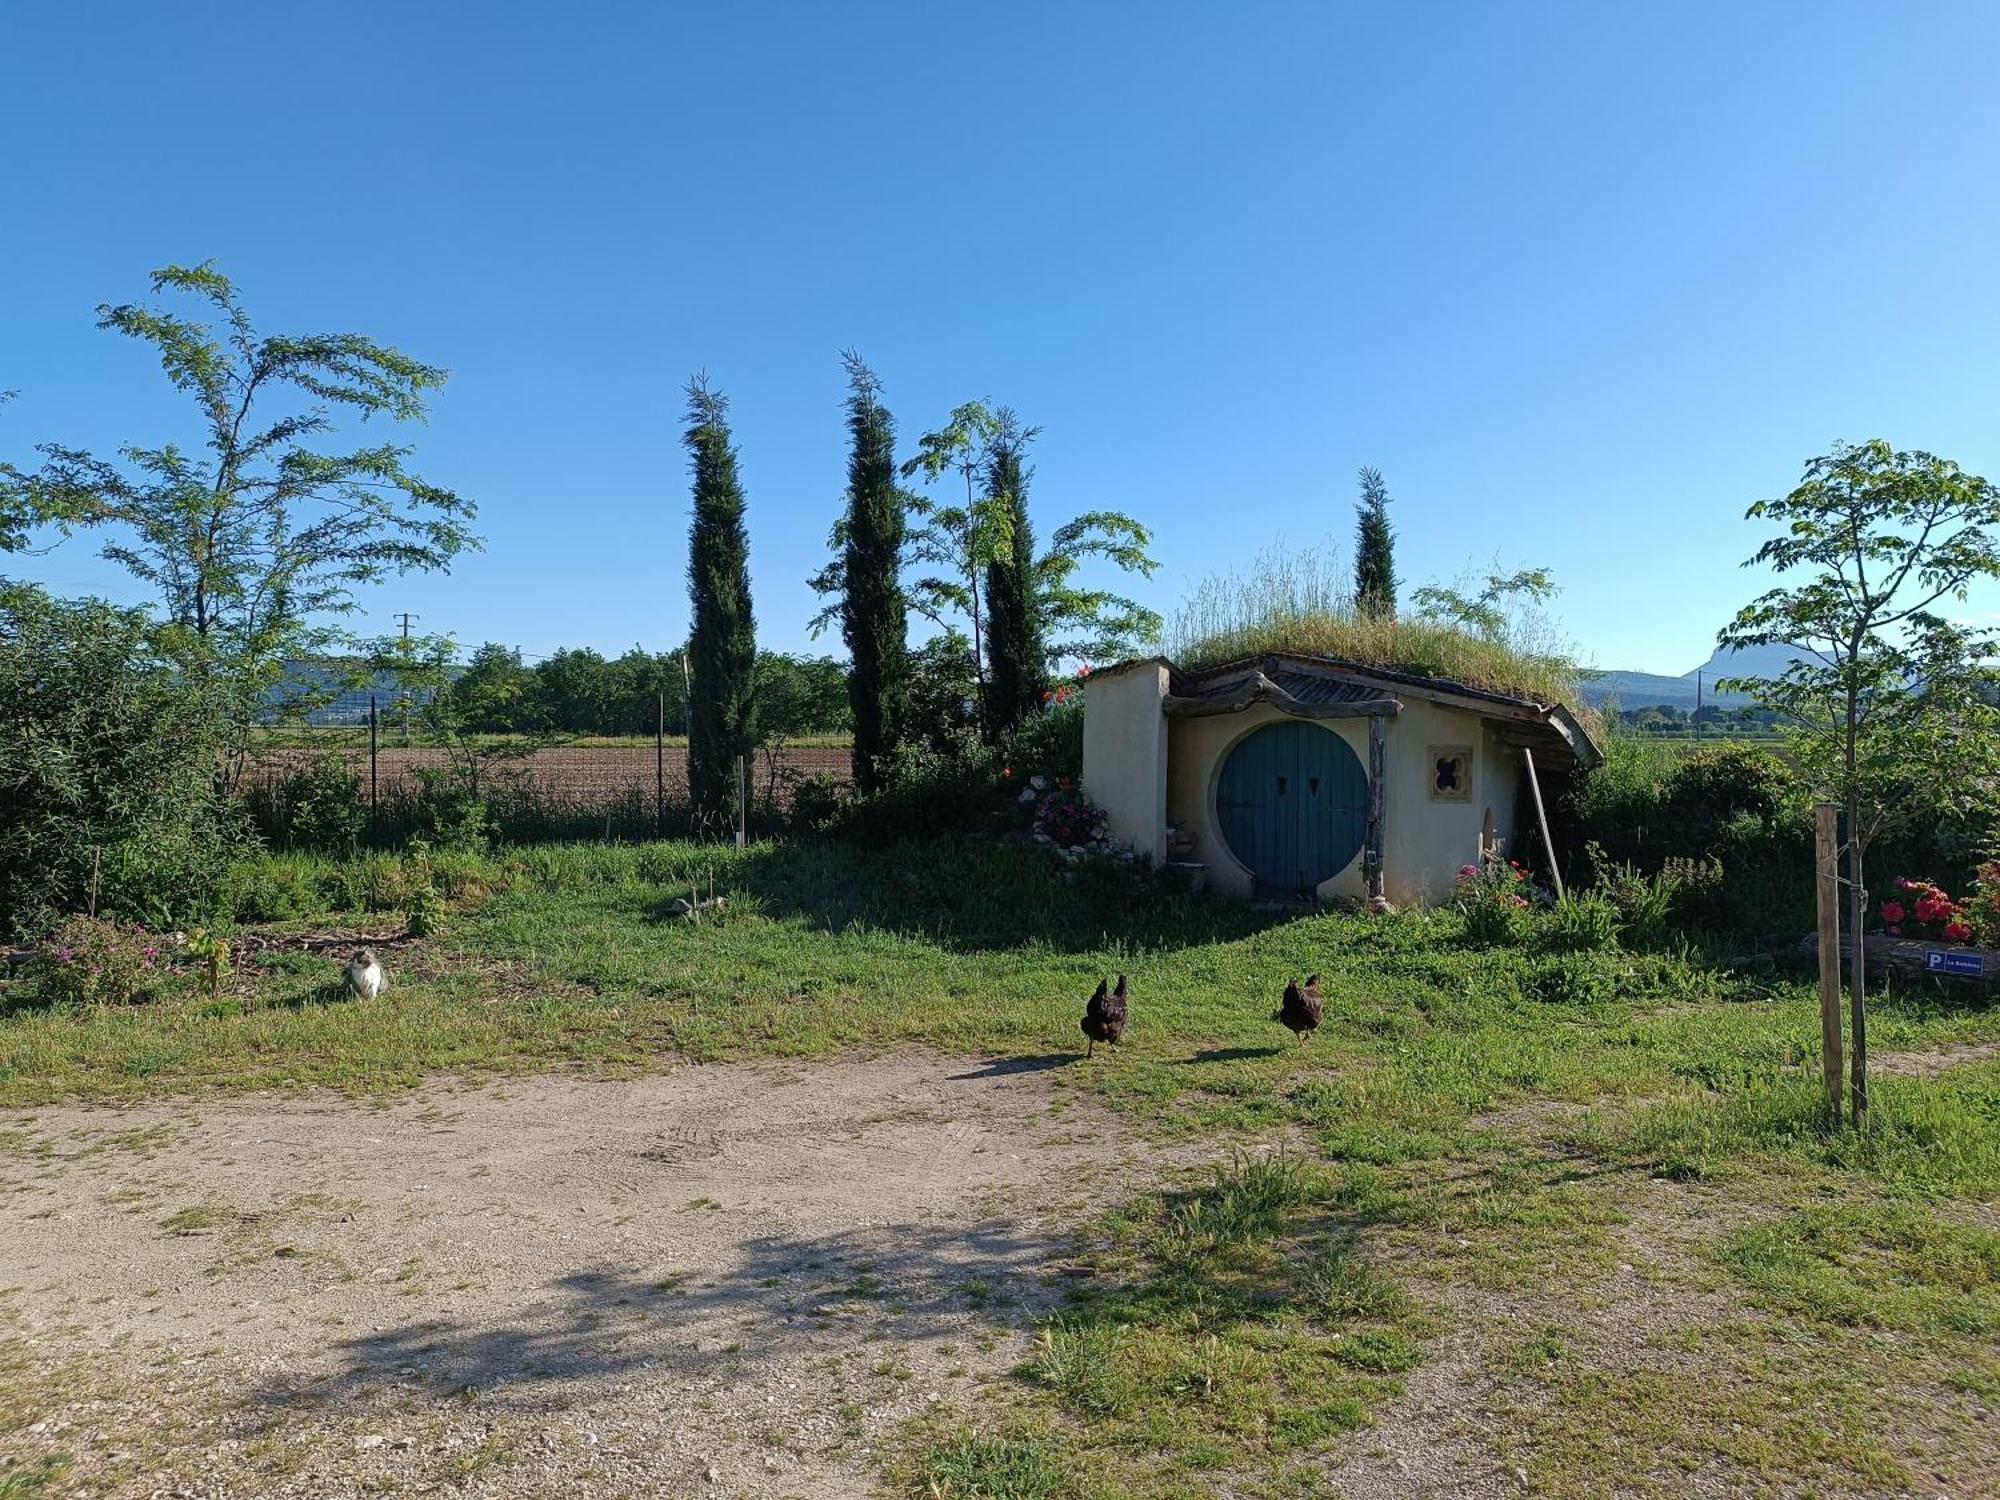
[
  {"x1": 1945, "y1": 921, "x2": 1972, "y2": 943},
  {"x1": 1457, "y1": 863, "x2": 1479, "y2": 884},
  {"x1": 1881, "y1": 901, "x2": 1906, "y2": 925}
]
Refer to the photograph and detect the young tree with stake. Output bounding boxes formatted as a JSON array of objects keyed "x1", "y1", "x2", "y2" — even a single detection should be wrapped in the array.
[{"x1": 1720, "y1": 440, "x2": 2000, "y2": 1123}]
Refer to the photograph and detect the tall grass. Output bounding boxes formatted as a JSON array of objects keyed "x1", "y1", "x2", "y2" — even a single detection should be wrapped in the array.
[{"x1": 1166, "y1": 539, "x2": 1586, "y2": 707}]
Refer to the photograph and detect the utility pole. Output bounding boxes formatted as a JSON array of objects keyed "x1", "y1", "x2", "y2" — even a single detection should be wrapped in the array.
[{"x1": 394, "y1": 612, "x2": 419, "y2": 747}]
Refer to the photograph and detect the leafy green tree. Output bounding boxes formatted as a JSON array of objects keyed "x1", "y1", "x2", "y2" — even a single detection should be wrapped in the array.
[
  {"x1": 900, "y1": 402, "x2": 1160, "y2": 739},
  {"x1": 0, "y1": 264, "x2": 479, "y2": 740},
  {"x1": 0, "y1": 585, "x2": 245, "y2": 936},
  {"x1": 529, "y1": 647, "x2": 616, "y2": 736},
  {"x1": 896, "y1": 402, "x2": 1008, "y2": 711},
  {"x1": 756, "y1": 653, "x2": 853, "y2": 739},
  {"x1": 683, "y1": 376, "x2": 757, "y2": 832},
  {"x1": 1354, "y1": 466, "x2": 1398, "y2": 619},
  {"x1": 448, "y1": 642, "x2": 533, "y2": 734},
  {"x1": 1719, "y1": 440, "x2": 2000, "y2": 1122},
  {"x1": 833, "y1": 353, "x2": 908, "y2": 792},
  {"x1": 1412, "y1": 567, "x2": 1556, "y2": 639}
]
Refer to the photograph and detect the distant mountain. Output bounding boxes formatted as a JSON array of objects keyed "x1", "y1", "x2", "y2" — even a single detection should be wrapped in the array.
[{"x1": 1580, "y1": 642, "x2": 1810, "y2": 711}]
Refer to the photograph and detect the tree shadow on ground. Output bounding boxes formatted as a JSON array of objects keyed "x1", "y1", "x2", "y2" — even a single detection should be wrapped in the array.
[
  {"x1": 640, "y1": 840, "x2": 1307, "y2": 957},
  {"x1": 238, "y1": 1214, "x2": 1065, "y2": 1423}
]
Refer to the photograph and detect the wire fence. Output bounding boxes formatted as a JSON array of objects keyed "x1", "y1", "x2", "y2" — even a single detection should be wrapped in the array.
[{"x1": 240, "y1": 702, "x2": 852, "y2": 846}]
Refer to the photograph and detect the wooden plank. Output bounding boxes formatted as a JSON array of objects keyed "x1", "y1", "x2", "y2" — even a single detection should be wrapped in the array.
[
  {"x1": 1521, "y1": 746, "x2": 1564, "y2": 899},
  {"x1": 1814, "y1": 803, "x2": 1844, "y2": 1122}
]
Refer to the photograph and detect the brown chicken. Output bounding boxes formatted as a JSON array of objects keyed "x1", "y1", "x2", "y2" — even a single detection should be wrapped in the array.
[
  {"x1": 1081, "y1": 974, "x2": 1128, "y2": 1057},
  {"x1": 1274, "y1": 973, "x2": 1323, "y2": 1045}
]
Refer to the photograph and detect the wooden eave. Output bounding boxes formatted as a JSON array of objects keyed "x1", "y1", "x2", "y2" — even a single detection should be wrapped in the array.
[{"x1": 1163, "y1": 668, "x2": 1402, "y2": 721}]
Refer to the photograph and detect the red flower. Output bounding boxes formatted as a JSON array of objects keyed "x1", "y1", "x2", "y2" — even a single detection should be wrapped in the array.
[
  {"x1": 1002, "y1": 767, "x2": 1013, "y2": 779},
  {"x1": 1945, "y1": 921, "x2": 1972, "y2": 943},
  {"x1": 1881, "y1": 901, "x2": 1906, "y2": 925},
  {"x1": 1915, "y1": 897, "x2": 1944, "y2": 924}
]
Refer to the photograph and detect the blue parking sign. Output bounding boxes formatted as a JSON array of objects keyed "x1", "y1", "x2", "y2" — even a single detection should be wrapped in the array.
[{"x1": 1925, "y1": 949, "x2": 1986, "y2": 979}]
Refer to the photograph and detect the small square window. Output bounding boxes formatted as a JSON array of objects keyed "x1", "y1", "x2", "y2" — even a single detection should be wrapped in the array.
[{"x1": 1428, "y1": 745, "x2": 1473, "y2": 802}]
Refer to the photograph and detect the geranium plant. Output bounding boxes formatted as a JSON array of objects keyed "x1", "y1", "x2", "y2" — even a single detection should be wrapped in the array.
[{"x1": 1881, "y1": 877, "x2": 1976, "y2": 943}]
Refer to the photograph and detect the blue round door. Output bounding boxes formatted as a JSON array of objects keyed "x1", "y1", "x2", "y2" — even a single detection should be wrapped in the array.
[{"x1": 1215, "y1": 722, "x2": 1369, "y2": 896}]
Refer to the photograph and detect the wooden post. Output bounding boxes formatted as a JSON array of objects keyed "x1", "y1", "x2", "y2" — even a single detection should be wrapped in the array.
[
  {"x1": 1364, "y1": 713, "x2": 1387, "y2": 904},
  {"x1": 1521, "y1": 745, "x2": 1564, "y2": 899},
  {"x1": 1813, "y1": 803, "x2": 1844, "y2": 1124},
  {"x1": 1847, "y1": 812, "x2": 1869, "y2": 1125},
  {"x1": 735, "y1": 755, "x2": 747, "y2": 850},
  {"x1": 368, "y1": 695, "x2": 380, "y2": 820},
  {"x1": 655, "y1": 692, "x2": 666, "y2": 839}
]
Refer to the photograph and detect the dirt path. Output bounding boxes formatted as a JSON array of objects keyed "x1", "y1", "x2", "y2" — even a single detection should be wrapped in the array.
[
  {"x1": 1871, "y1": 1037, "x2": 2000, "y2": 1078},
  {"x1": 1, "y1": 1053, "x2": 1143, "y2": 1500}
]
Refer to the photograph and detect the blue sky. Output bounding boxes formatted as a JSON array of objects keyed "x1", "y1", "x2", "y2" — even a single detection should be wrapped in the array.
[{"x1": 5, "y1": 1, "x2": 1998, "y2": 675}]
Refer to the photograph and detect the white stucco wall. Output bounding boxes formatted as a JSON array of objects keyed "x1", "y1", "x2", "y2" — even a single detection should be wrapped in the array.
[
  {"x1": 1164, "y1": 699, "x2": 1524, "y2": 906},
  {"x1": 1081, "y1": 662, "x2": 1170, "y2": 864}
]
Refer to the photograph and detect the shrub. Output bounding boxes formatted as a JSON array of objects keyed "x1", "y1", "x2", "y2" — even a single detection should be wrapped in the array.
[
  {"x1": 836, "y1": 746, "x2": 1007, "y2": 846},
  {"x1": 1006, "y1": 695, "x2": 1083, "y2": 784},
  {"x1": 1577, "y1": 738, "x2": 1811, "y2": 937},
  {"x1": 1528, "y1": 950, "x2": 1620, "y2": 1006},
  {"x1": 29, "y1": 915, "x2": 162, "y2": 1008},
  {"x1": 1546, "y1": 891, "x2": 1621, "y2": 952},
  {"x1": 1032, "y1": 785, "x2": 1108, "y2": 849},
  {"x1": 245, "y1": 750, "x2": 368, "y2": 855},
  {"x1": 401, "y1": 840, "x2": 448, "y2": 936},
  {"x1": 1455, "y1": 854, "x2": 1533, "y2": 946},
  {"x1": 0, "y1": 587, "x2": 247, "y2": 938},
  {"x1": 406, "y1": 767, "x2": 493, "y2": 851},
  {"x1": 788, "y1": 773, "x2": 847, "y2": 835},
  {"x1": 1968, "y1": 861, "x2": 2000, "y2": 947}
]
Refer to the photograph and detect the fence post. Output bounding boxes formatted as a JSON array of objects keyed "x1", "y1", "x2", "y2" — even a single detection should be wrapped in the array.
[
  {"x1": 655, "y1": 692, "x2": 666, "y2": 839},
  {"x1": 735, "y1": 754, "x2": 747, "y2": 850},
  {"x1": 368, "y1": 695, "x2": 380, "y2": 827},
  {"x1": 1813, "y1": 802, "x2": 1844, "y2": 1124}
]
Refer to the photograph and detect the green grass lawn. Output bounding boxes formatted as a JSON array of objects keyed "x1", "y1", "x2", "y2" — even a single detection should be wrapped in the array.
[{"x1": 4, "y1": 837, "x2": 1997, "y2": 1497}]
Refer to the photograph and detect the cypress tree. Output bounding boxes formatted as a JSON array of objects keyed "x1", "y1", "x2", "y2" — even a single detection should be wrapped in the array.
[
  {"x1": 982, "y1": 411, "x2": 1045, "y2": 739},
  {"x1": 838, "y1": 352, "x2": 909, "y2": 794},
  {"x1": 1354, "y1": 465, "x2": 1398, "y2": 619},
  {"x1": 683, "y1": 375, "x2": 757, "y2": 833}
]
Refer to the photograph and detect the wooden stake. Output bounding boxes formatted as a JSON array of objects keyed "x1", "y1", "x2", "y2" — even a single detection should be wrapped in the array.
[
  {"x1": 735, "y1": 755, "x2": 747, "y2": 850},
  {"x1": 1521, "y1": 746, "x2": 1563, "y2": 899},
  {"x1": 1813, "y1": 803, "x2": 1844, "y2": 1124}
]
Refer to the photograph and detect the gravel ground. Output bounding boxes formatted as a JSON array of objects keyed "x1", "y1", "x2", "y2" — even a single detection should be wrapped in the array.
[{"x1": 1, "y1": 1053, "x2": 1141, "y2": 1499}]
